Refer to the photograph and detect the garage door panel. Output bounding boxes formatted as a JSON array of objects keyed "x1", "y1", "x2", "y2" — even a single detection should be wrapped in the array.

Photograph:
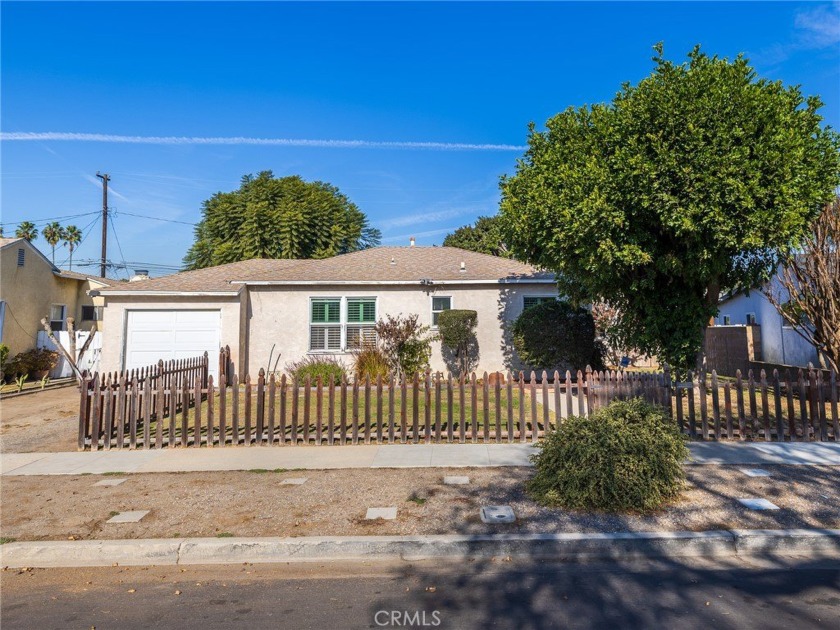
[{"x1": 125, "y1": 310, "x2": 220, "y2": 379}]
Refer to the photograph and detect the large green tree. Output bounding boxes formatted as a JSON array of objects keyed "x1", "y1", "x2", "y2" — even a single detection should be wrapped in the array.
[
  {"x1": 500, "y1": 45, "x2": 840, "y2": 372},
  {"x1": 184, "y1": 171, "x2": 381, "y2": 269},
  {"x1": 443, "y1": 215, "x2": 511, "y2": 257}
]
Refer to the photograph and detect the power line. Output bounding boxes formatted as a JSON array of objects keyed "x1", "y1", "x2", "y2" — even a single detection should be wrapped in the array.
[
  {"x1": 109, "y1": 215, "x2": 130, "y2": 281},
  {"x1": 0, "y1": 211, "x2": 100, "y2": 229},
  {"x1": 113, "y1": 210, "x2": 197, "y2": 226},
  {"x1": 53, "y1": 214, "x2": 105, "y2": 269}
]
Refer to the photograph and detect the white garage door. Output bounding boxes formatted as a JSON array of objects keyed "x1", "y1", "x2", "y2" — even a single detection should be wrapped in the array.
[{"x1": 124, "y1": 310, "x2": 220, "y2": 379}]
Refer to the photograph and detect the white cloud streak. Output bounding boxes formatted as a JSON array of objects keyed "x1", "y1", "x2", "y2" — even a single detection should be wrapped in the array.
[{"x1": 1, "y1": 131, "x2": 526, "y2": 152}]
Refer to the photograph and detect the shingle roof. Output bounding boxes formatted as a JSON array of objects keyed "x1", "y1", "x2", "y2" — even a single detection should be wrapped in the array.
[
  {"x1": 98, "y1": 247, "x2": 554, "y2": 294},
  {"x1": 56, "y1": 269, "x2": 118, "y2": 286}
]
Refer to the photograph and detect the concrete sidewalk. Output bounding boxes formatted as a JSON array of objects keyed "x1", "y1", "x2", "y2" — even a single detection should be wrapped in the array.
[{"x1": 2, "y1": 442, "x2": 839, "y2": 476}]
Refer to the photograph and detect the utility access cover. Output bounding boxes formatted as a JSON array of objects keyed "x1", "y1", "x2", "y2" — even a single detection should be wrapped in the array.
[{"x1": 480, "y1": 506, "x2": 516, "y2": 523}]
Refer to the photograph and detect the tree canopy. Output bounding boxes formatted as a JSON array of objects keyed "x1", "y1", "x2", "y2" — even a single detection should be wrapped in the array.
[
  {"x1": 183, "y1": 171, "x2": 381, "y2": 270},
  {"x1": 443, "y1": 215, "x2": 511, "y2": 257},
  {"x1": 500, "y1": 45, "x2": 840, "y2": 371}
]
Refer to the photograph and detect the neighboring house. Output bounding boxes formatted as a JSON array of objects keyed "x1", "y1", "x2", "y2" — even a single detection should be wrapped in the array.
[
  {"x1": 93, "y1": 246, "x2": 557, "y2": 378},
  {"x1": 714, "y1": 276, "x2": 821, "y2": 368},
  {"x1": 0, "y1": 237, "x2": 114, "y2": 357}
]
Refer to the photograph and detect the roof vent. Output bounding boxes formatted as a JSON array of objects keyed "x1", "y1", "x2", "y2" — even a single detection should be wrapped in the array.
[
  {"x1": 460, "y1": 261, "x2": 466, "y2": 273},
  {"x1": 130, "y1": 269, "x2": 150, "y2": 282},
  {"x1": 409, "y1": 237, "x2": 415, "y2": 247}
]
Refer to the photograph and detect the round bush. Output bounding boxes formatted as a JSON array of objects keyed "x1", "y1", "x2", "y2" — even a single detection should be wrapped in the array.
[
  {"x1": 286, "y1": 356, "x2": 346, "y2": 384},
  {"x1": 528, "y1": 398, "x2": 688, "y2": 512}
]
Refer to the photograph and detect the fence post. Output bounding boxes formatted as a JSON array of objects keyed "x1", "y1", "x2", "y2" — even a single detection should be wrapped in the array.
[{"x1": 203, "y1": 351, "x2": 209, "y2": 389}]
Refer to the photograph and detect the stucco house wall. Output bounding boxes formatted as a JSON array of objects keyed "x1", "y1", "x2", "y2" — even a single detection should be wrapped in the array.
[
  {"x1": 0, "y1": 239, "x2": 109, "y2": 357},
  {"x1": 245, "y1": 283, "x2": 553, "y2": 376},
  {"x1": 715, "y1": 281, "x2": 820, "y2": 368},
  {"x1": 98, "y1": 293, "x2": 245, "y2": 375}
]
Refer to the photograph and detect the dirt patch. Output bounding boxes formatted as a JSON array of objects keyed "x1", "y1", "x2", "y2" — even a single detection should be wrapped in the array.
[
  {"x1": 1, "y1": 465, "x2": 838, "y2": 541},
  {"x1": 0, "y1": 386, "x2": 80, "y2": 453}
]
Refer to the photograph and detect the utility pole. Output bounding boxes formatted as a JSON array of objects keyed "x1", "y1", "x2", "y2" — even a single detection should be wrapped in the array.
[{"x1": 96, "y1": 172, "x2": 110, "y2": 278}]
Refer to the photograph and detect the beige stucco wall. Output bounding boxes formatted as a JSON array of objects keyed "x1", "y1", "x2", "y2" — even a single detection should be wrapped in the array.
[
  {"x1": 245, "y1": 283, "x2": 557, "y2": 376},
  {"x1": 0, "y1": 242, "x2": 93, "y2": 357},
  {"x1": 98, "y1": 293, "x2": 245, "y2": 374}
]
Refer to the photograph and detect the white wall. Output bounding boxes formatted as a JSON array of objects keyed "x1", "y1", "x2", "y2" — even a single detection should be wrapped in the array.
[{"x1": 715, "y1": 282, "x2": 819, "y2": 367}]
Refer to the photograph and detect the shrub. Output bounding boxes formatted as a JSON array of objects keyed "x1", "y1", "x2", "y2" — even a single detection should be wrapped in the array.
[
  {"x1": 0, "y1": 343, "x2": 8, "y2": 380},
  {"x1": 528, "y1": 398, "x2": 688, "y2": 512},
  {"x1": 5, "y1": 348, "x2": 59, "y2": 378},
  {"x1": 286, "y1": 355, "x2": 346, "y2": 384},
  {"x1": 375, "y1": 314, "x2": 434, "y2": 380},
  {"x1": 512, "y1": 301, "x2": 604, "y2": 371},
  {"x1": 437, "y1": 309, "x2": 478, "y2": 375},
  {"x1": 352, "y1": 345, "x2": 390, "y2": 382}
]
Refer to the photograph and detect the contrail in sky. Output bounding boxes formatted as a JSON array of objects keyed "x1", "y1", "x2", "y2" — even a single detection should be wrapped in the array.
[{"x1": 1, "y1": 132, "x2": 527, "y2": 152}]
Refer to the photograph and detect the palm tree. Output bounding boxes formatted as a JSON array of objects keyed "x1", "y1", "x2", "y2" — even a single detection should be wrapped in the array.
[
  {"x1": 15, "y1": 221, "x2": 38, "y2": 242},
  {"x1": 63, "y1": 225, "x2": 82, "y2": 270},
  {"x1": 42, "y1": 222, "x2": 66, "y2": 264}
]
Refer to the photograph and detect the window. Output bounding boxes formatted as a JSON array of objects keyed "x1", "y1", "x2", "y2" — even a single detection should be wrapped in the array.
[
  {"x1": 49, "y1": 304, "x2": 66, "y2": 331},
  {"x1": 81, "y1": 305, "x2": 103, "y2": 321},
  {"x1": 17, "y1": 248, "x2": 24, "y2": 267},
  {"x1": 310, "y1": 299, "x2": 341, "y2": 351},
  {"x1": 722, "y1": 315, "x2": 731, "y2": 325},
  {"x1": 431, "y1": 296, "x2": 452, "y2": 327},
  {"x1": 309, "y1": 297, "x2": 377, "y2": 352},
  {"x1": 346, "y1": 298, "x2": 377, "y2": 349},
  {"x1": 523, "y1": 296, "x2": 556, "y2": 311},
  {"x1": 746, "y1": 313, "x2": 757, "y2": 325}
]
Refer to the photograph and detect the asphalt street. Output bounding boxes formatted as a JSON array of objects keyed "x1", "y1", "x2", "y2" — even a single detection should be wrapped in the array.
[{"x1": 2, "y1": 556, "x2": 839, "y2": 629}]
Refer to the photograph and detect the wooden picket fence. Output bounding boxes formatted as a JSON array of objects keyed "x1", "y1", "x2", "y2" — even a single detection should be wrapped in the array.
[{"x1": 77, "y1": 357, "x2": 839, "y2": 450}]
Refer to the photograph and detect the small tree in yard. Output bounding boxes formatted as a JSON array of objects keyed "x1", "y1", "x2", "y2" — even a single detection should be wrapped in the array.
[
  {"x1": 375, "y1": 314, "x2": 434, "y2": 380},
  {"x1": 590, "y1": 301, "x2": 644, "y2": 368},
  {"x1": 437, "y1": 310, "x2": 478, "y2": 376},
  {"x1": 500, "y1": 45, "x2": 840, "y2": 374},
  {"x1": 513, "y1": 301, "x2": 603, "y2": 372},
  {"x1": 764, "y1": 199, "x2": 840, "y2": 372}
]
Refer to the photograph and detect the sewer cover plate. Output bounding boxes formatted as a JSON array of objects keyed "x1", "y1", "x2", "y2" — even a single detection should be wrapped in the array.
[
  {"x1": 480, "y1": 506, "x2": 516, "y2": 523},
  {"x1": 739, "y1": 468, "x2": 771, "y2": 477},
  {"x1": 443, "y1": 476, "x2": 470, "y2": 485}
]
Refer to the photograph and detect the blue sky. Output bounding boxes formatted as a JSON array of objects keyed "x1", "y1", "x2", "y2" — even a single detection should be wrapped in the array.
[{"x1": 2, "y1": 1, "x2": 838, "y2": 278}]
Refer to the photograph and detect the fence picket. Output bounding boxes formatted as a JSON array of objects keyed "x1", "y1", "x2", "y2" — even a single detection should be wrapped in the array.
[
  {"x1": 180, "y1": 378, "x2": 189, "y2": 448},
  {"x1": 518, "y1": 372, "x2": 525, "y2": 443},
  {"x1": 291, "y1": 378, "x2": 300, "y2": 445},
  {"x1": 723, "y1": 382, "x2": 733, "y2": 438},
  {"x1": 363, "y1": 376, "x2": 370, "y2": 445},
  {"x1": 529, "y1": 371, "x2": 537, "y2": 442},
  {"x1": 116, "y1": 375, "x2": 126, "y2": 449},
  {"x1": 542, "y1": 371, "x2": 549, "y2": 433},
  {"x1": 400, "y1": 376, "x2": 407, "y2": 444},
  {"x1": 816, "y1": 370, "x2": 828, "y2": 442},
  {"x1": 424, "y1": 372, "x2": 432, "y2": 443},
  {"x1": 351, "y1": 377, "x2": 359, "y2": 445},
  {"x1": 317, "y1": 376, "x2": 324, "y2": 446},
  {"x1": 773, "y1": 370, "x2": 783, "y2": 442},
  {"x1": 711, "y1": 371, "x2": 721, "y2": 440},
  {"x1": 340, "y1": 374, "x2": 347, "y2": 445},
  {"x1": 328, "y1": 376, "x2": 336, "y2": 446},
  {"x1": 388, "y1": 375, "x2": 395, "y2": 444},
  {"x1": 831, "y1": 371, "x2": 839, "y2": 442},
  {"x1": 444, "y1": 375, "x2": 451, "y2": 442},
  {"x1": 483, "y1": 373, "x2": 490, "y2": 442},
  {"x1": 207, "y1": 375, "x2": 216, "y2": 447},
  {"x1": 808, "y1": 369, "x2": 821, "y2": 442},
  {"x1": 230, "y1": 374, "x2": 240, "y2": 445},
  {"x1": 506, "y1": 373, "x2": 514, "y2": 443},
  {"x1": 256, "y1": 369, "x2": 265, "y2": 444},
  {"x1": 193, "y1": 375, "x2": 202, "y2": 447},
  {"x1": 459, "y1": 373, "x2": 467, "y2": 444},
  {"x1": 760, "y1": 370, "x2": 770, "y2": 441},
  {"x1": 376, "y1": 375, "x2": 383, "y2": 445},
  {"x1": 90, "y1": 375, "x2": 102, "y2": 451},
  {"x1": 494, "y1": 373, "x2": 502, "y2": 443},
  {"x1": 748, "y1": 370, "x2": 758, "y2": 439},
  {"x1": 798, "y1": 370, "x2": 808, "y2": 441},
  {"x1": 687, "y1": 372, "x2": 696, "y2": 438},
  {"x1": 244, "y1": 374, "x2": 253, "y2": 446},
  {"x1": 577, "y1": 370, "x2": 585, "y2": 416},
  {"x1": 143, "y1": 376, "x2": 152, "y2": 449},
  {"x1": 471, "y1": 373, "x2": 478, "y2": 442},
  {"x1": 266, "y1": 374, "x2": 275, "y2": 446},
  {"x1": 736, "y1": 370, "x2": 746, "y2": 440},
  {"x1": 785, "y1": 370, "x2": 796, "y2": 441},
  {"x1": 698, "y1": 372, "x2": 708, "y2": 440}
]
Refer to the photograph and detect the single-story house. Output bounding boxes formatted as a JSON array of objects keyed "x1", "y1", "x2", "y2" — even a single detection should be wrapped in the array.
[
  {"x1": 0, "y1": 237, "x2": 113, "y2": 357},
  {"x1": 713, "y1": 275, "x2": 821, "y2": 369},
  {"x1": 93, "y1": 246, "x2": 557, "y2": 379}
]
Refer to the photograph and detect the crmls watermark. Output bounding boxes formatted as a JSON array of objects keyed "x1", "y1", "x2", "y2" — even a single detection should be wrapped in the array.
[{"x1": 374, "y1": 610, "x2": 442, "y2": 627}]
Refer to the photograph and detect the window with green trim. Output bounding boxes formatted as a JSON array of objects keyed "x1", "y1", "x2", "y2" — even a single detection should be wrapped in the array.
[
  {"x1": 346, "y1": 298, "x2": 377, "y2": 349},
  {"x1": 310, "y1": 299, "x2": 341, "y2": 351}
]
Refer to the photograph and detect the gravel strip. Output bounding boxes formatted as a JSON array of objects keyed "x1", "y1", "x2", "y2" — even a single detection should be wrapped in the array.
[{"x1": 1, "y1": 465, "x2": 838, "y2": 542}]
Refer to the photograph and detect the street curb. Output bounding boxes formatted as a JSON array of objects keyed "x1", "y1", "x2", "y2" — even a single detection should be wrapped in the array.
[{"x1": 3, "y1": 529, "x2": 839, "y2": 568}]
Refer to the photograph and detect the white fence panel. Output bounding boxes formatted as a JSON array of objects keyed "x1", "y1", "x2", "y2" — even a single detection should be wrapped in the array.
[{"x1": 36, "y1": 330, "x2": 102, "y2": 378}]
